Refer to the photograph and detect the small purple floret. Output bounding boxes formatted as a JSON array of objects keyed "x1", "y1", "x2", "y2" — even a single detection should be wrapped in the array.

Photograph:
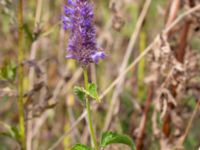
[
  {"x1": 91, "y1": 52, "x2": 106, "y2": 63},
  {"x1": 62, "y1": 0, "x2": 105, "y2": 65}
]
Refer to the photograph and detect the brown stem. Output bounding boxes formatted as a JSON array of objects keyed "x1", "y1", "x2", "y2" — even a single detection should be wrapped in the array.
[
  {"x1": 136, "y1": 84, "x2": 154, "y2": 150},
  {"x1": 162, "y1": 0, "x2": 194, "y2": 139},
  {"x1": 176, "y1": 21, "x2": 191, "y2": 63},
  {"x1": 175, "y1": 0, "x2": 194, "y2": 63},
  {"x1": 161, "y1": 104, "x2": 172, "y2": 137},
  {"x1": 163, "y1": 21, "x2": 191, "y2": 137},
  {"x1": 189, "y1": 0, "x2": 195, "y2": 7},
  {"x1": 162, "y1": 0, "x2": 181, "y2": 138}
]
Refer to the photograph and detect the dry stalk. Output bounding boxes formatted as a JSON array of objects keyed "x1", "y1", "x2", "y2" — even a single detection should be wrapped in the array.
[
  {"x1": 136, "y1": 84, "x2": 154, "y2": 150},
  {"x1": 103, "y1": 0, "x2": 152, "y2": 131},
  {"x1": 27, "y1": 1, "x2": 43, "y2": 149},
  {"x1": 162, "y1": 0, "x2": 196, "y2": 139},
  {"x1": 176, "y1": 100, "x2": 200, "y2": 148}
]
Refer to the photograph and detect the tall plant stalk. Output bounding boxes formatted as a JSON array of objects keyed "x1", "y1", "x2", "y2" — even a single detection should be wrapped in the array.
[
  {"x1": 83, "y1": 69, "x2": 98, "y2": 150},
  {"x1": 137, "y1": 30, "x2": 146, "y2": 100},
  {"x1": 17, "y1": 0, "x2": 26, "y2": 149}
]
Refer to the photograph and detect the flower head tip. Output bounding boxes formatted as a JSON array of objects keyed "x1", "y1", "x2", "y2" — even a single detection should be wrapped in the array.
[{"x1": 62, "y1": 0, "x2": 105, "y2": 65}]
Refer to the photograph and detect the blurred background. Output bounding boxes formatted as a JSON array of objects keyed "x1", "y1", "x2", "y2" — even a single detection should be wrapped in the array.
[{"x1": 0, "y1": 0, "x2": 200, "y2": 149}]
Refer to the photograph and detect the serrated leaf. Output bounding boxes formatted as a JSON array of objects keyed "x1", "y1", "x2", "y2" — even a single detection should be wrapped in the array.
[
  {"x1": 88, "y1": 83, "x2": 99, "y2": 102},
  {"x1": 71, "y1": 144, "x2": 92, "y2": 150},
  {"x1": 73, "y1": 84, "x2": 99, "y2": 103},
  {"x1": 74, "y1": 86, "x2": 85, "y2": 103},
  {"x1": 100, "y1": 132, "x2": 136, "y2": 150}
]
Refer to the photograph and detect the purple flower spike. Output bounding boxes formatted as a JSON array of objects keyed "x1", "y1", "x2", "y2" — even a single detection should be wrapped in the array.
[{"x1": 62, "y1": 0, "x2": 105, "y2": 65}]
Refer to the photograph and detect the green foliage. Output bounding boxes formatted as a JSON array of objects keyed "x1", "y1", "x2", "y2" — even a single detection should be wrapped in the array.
[
  {"x1": 71, "y1": 144, "x2": 92, "y2": 150},
  {"x1": 121, "y1": 4, "x2": 138, "y2": 37},
  {"x1": 1, "y1": 96, "x2": 9, "y2": 102},
  {"x1": 88, "y1": 83, "x2": 99, "y2": 101},
  {"x1": 0, "y1": 123, "x2": 20, "y2": 143},
  {"x1": 74, "y1": 86, "x2": 86, "y2": 103},
  {"x1": 100, "y1": 132, "x2": 136, "y2": 150},
  {"x1": 0, "y1": 60, "x2": 17, "y2": 81},
  {"x1": 23, "y1": 23, "x2": 34, "y2": 42},
  {"x1": 185, "y1": 96, "x2": 197, "y2": 108},
  {"x1": 73, "y1": 83, "x2": 99, "y2": 103},
  {"x1": 184, "y1": 134, "x2": 198, "y2": 150},
  {"x1": 120, "y1": 90, "x2": 134, "y2": 132}
]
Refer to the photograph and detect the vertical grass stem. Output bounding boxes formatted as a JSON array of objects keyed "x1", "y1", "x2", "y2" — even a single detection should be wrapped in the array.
[{"x1": 17, "y1": 0, "x2": 26, "y2": 149}]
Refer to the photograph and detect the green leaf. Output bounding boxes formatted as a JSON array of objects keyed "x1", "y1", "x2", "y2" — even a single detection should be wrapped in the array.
[
  {"x1": 88, "y1": 83, "x2": 99, "y2": 102},
  {"x1": 0, "y1": 60, "x2": 17, "y2": 81},
  {"x1": 100, "y1": 132, "x2": 136, "y2": 150},
  {"x1": 0, "y1": 123, "x2": 20, "y2": 143},
  {"x1": 73, "y1": 83, "x2": 100, "y2": 103},
  {"x1": 23, "y1": 23, "x2": 34, "y2": 41},
  {"x1": 74, "y1": 86, "x2": 86, "y2": 103},
  {"x1": 71, "y1": 144, "x2": 92, "y2": 150}
]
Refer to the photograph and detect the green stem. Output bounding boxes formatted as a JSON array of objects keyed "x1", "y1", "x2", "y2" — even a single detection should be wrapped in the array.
[
  {"x1": 17, "y1": 0, "x2": 26, "y2": 149},
  {"x1": 137, "y1": 30, "x2": 146, "y2": 101},
  {"x1": 83, "y1": 69, "x2": 98, "y2": 150}
]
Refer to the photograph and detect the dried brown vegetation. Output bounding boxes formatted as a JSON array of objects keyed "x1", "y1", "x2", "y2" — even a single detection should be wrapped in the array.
[{"x1": 0, "y1": 0, "x2": 200, "y2": 150}]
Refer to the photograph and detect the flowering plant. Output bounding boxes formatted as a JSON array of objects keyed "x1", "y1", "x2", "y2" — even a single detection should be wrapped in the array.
[{"x1": 62, "y1": 0, "x2": 135, "y2": 150}]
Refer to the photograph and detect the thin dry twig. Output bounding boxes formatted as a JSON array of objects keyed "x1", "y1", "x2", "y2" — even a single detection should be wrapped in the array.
[
  {"x1": 136, "y1": 84, "x2": 154, "y2": 150},
  {"x1": 27, "y1": 0, "x2": 43, "y2": 149},
  {"x1": 103, "y1": 0, "x2": 152, "y2": 131},
  {"x1": 165, "y1": 0, "x2": 180, "y2": 28},
  {"x1": 176, "y1": 99, "x2": 200, "y2": 148},
  {"x1": 164, "y1": 4, "x2": 200, "y2": 34}
]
